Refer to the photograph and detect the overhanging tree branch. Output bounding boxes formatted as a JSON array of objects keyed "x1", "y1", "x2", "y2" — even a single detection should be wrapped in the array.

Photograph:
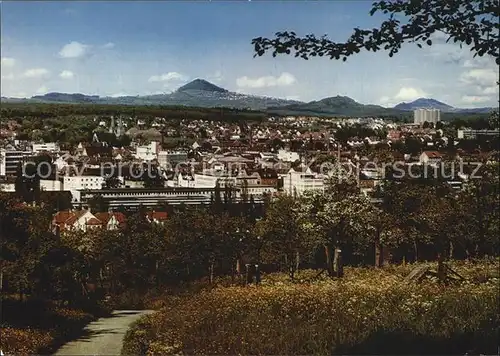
[{"x1": 252, "y1": 0, "x2": 500, "y2": 64}]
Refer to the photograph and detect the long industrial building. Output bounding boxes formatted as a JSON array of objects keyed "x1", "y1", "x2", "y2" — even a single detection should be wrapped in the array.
[{"x1": 78, "y1": 187, "x2": 264, "y2": 209}]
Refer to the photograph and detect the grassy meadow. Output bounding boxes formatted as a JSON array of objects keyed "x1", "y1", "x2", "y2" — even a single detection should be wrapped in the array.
[{"x1": 122, "y1": 259, "x2": 499, "y2": 355}]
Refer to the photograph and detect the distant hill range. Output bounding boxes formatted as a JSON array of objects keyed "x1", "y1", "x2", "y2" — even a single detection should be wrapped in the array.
[
  {"x1": 393, "y1": 98, "x2": 493, "y2": 114},
  {"x1": 267, "y1": 96, "x2": 403, "y2": 117},
  {"x1": 1, "y1": 78, "x2": 495, "y2": 116}
]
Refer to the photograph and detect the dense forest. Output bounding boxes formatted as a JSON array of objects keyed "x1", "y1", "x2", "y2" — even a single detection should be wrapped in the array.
[
  {"x1": 1, "y1": 102, "x2": 493, "y2": 123},
  {"x1": 0, "y1": 103, "x2": 267, "y2": 122}
]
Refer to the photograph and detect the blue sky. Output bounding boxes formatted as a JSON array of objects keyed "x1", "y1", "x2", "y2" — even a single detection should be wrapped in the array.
[{"x1": 1, "y1": 1, "x2": 498, "y2": 108}]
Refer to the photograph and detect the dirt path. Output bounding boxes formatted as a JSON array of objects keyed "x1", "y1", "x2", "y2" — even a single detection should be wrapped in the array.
[{"x1": 53, "y1": 310, "x2": 154, "y2": 356}]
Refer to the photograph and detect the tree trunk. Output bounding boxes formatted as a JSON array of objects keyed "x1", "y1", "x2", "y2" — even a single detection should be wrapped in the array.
[
  {"x1": 474, "y1": 243, "x2": 480, "y2": 257},
  {"x1": 236, "y1": 258, "x2": 241, "y2": 275},
  {"x1": 333, "y1": 247, "x2": 339, "y2": 272},
  {"x1": 0, "y1": 264, "x2": 3, "y2": 296},
  {"x1": 209, "y1": 260, "x2": 215, "y2": 284},
  {"x1": 437, "y1": 253, "x2": 446, "y2": 284},
  {"x1": 295, "y1": 251, "x2": 300, "y2": 272},
  {"x1": 414, "y1": 241, "x2": 419, "y2": 262},
  {"x1": 375, "y1": 240, "x2": 383, "y2": 268},
  {"x1": 333, "y1": 248, "x2": 344, "y2": 278},
  {"x1": 245, "y1": 264, "x2": 252, "y2": 285},
  {"x1": 324, "y1": 244, "x2": 334, "y2": 277},
  {"x1": 448, "y1": 241, "x2": 454, "y2": 259},
  {"x1": 257, "y1": 245, "x2": 262, "y2": 266},
  {"x1": 155, "y1": 260, "x2": 159, "y2": 287}
]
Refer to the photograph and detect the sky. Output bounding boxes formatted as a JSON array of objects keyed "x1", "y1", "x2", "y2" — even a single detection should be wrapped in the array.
[{"x1": 1, "y1": 1, "x2": 498, "y2": 108}]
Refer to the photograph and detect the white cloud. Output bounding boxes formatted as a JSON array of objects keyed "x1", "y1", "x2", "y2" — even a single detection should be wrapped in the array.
[
  {"x1": 102, "y1": 42, "x2": 115, "y2": 49},
  {"x1": 1, "y1": 57, "x2": 15, "y2": 68},
  {"x1": 1, "y1": 73, "x2": 14, "y2": 81},
  {"x1": 35, "y1": 86, "x2": 49, "y2": 95},
  {"x1": 208, "y1": 70, "x2": 223, "y2": 83},
  {"x1": 59, "y1": 70, "x2": 75, "y2": 79},
  {"x1": 23, "y1": 68, "x2": 50, "y2": 79},
  {"x1": 429, "y1": 31, "x2": 450, "y2": 44},
  {"x1": 426, "y1": 43, "x2": 468, "y2": 64},
  {"x1": 13, "y1": 92, "x2": 27, "y2": 98},
  {"x1": 461, "y1": 95, "x2": 492, "y2": 104},
  {"x1": 236, "y1": 72, "x2": 296, "y2": 89},
  {"x1": 460, "y1": 68, "x2": 498, "y2": 88},
  {"x1": 59, "y1": 41, "x2": 89, "y2": 58},
  {"x1": 394, "y1": 87, "x2": 428, "y2": 101},
  {"x1": 480, "y1": 86, "x2": 499, "y2": 95},
  {"x1": 425, "y1": 32, "x2": 479, "y2": 66},
  {"x1": 459, "y1": 68, "x2": 499, "y2": 104},
  {"x1": 285, "y1": 95, "x2": 301, "y2": 101},
  {"x1": 379, "y1": 96, "x2": 392, "y2": 104},
  {"x1": 379, "y1": 87, "x2": 428, "y2": 107},
  {"x1": 148, "y1": 72, "x2": 188, "y2": 83},
  {"x1": 109, "y1": 92, "x2": 130, "y2": 97}
]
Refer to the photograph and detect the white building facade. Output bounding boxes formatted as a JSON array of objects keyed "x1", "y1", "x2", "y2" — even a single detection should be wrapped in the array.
[
  {"x1": 282, "y1": 168, "x2": 325, "y2": 196},
  {"x1": 63, "y1": 175, "x2": 105, "y2": 203},
  {"x1": 457, "y1": 129, "x2": 500, "y2": 139},
  {"x1": 0, "y1": 149, "x2": 32, "y2": 177},
  {"x1": 40, "y1": 179, "x2": 63, "y2": 191},
  {"x1": 193, "y1": 171, "x2": 237, "y2": 188},
  {"x1": 413, "y1": 109, "x2": 441, "y2": 125},
  {"x1": 277, "y1": 150, "x2": 300, "y2": 163},
  {"x1": 135, "y1": 141, "x2": 159, "y2": 161},
  {"x1": 158, "y1": 150, "x2": 188, "y2": 169},
  {"x1": 32, "y1": 142, "x2": 60, "y2": 154}
]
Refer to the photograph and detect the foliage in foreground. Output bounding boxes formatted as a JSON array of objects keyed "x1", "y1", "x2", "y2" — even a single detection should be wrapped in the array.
[
  {"x1": 122, "y1": 261, "x2": 499, "y2": 355},
  {"x1": 252, "y1": 0, "x2": 499, "y2": 64},
  {"x1": 0, "y1": 298, "x2": 104, "y2": 356}
]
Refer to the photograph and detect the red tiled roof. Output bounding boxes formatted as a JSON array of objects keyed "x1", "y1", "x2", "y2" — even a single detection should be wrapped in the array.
[
  {"x1": 65, "y1": 210, "x2": 87, "y2": 226},
  {"x1": 359, "y1": 180, "x2": 376, "y2": 188},
  {"x1": 53, "y1": 211, "x2": 74, "y2": 224},
  {"x1": 423, "y1": 151, "x2": 443, "y2": 158},
  {"x1": 86, "y1": 217, "x2": 102, "y2": 226},
  {"x1": 53, "y1": 210, "x2": 89, "y2": 227},
  {"x1": 147, "y1": 211, "x2": 168, "y2": 221},
  {"x1": 94, "y1": 212, "x2": 126, "y2": 224},
  {"x1": 112, "y1": 212, "x2": 126, "y2": 223},
  {"x1": 94, "y1": 212, "x2": 111, "y2": 224}
]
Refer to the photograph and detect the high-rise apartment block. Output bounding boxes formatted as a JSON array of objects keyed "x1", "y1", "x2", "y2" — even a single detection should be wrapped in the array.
[{"x1": 413, "y1": 108, "x2": 441, "y2": 125}]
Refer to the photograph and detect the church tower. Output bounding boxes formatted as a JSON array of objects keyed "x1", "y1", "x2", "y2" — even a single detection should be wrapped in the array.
[
  {"x1": 115, "y1": 115, "x2": 124, "y2": 137},
  {"x1": 109, "y1": 116, "x2": 115, "y2": 134}
]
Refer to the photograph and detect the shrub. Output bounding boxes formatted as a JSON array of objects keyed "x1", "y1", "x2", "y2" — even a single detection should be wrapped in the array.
[
  {"x1": 0, "y1": 328, "x2": 52, "y2": 356},
  {"x1": 0, "y1": 298, "x2": 101, "y2": 355}
]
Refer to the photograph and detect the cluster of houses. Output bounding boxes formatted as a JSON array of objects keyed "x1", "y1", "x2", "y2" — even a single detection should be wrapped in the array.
[
  {"x1": 52, "y1": 210, "x2": 167, "y2": 233},
  {"x1": 1, "y1": 114, "x2": 498, "y2": 215}
]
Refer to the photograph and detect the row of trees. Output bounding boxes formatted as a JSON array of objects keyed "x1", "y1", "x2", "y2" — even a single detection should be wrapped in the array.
[
  {"x1": 1, "y1": 103, "x2": 266, "y2": 122},
  {"x1": 2, "y1": 162, "x2": 497, "y2": 305}
]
